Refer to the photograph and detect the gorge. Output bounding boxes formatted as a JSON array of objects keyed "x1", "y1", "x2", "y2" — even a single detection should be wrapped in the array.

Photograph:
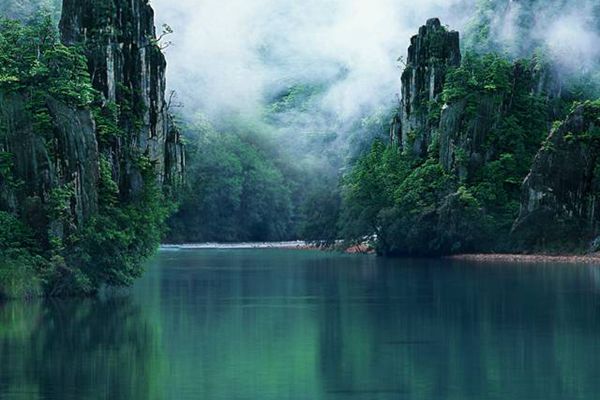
[
  {"x1": 1, "y1": 0, "x2": 600, "y2": 299},
  {"x1": 2, "y1": 2, "x2": 600, "y2": 399}
]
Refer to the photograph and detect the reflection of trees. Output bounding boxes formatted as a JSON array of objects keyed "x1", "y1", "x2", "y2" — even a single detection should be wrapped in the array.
[
  {"x1": 155, "y1": 250, "x2": 325, "y2": 399},
  {"x1": 154, "y1": 251, "x2": 600, "y2": 399},
  {"x1": 3, "y1": 252, "x2": 599, "y2": 400},
  {"x1": 314, "y1": 259, "x2": 600, "y2": 399},
  {"x1": 0, "y1": 296, "x2": 164, "y2": 400}
]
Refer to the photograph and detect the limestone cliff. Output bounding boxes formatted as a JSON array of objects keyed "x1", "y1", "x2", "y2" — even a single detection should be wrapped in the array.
[
  {"x1": 375, "y1": 18, "x2": 569, "y2": 255},
  {"x1": 391, "y1": 18, "x2": 460, "y2": 156},
  {"x1": 0, "y1": 0, "x2": 184, "y2": 296},
  {"x1": 438, "y1": 60, "x2": 552, "y2": 180},
  {"x1": 0, "y1": 92, "x2": 99, "y2": 241},
  {"x1": 60, "y1": 0, "x2": 184, "y2": 198}
]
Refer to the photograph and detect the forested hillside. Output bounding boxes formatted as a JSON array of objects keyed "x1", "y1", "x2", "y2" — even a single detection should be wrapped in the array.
[
  {"x1": 167, "y1": 84, "x2": 390, "y2": 243},
  {"x1": 169, "y1": 0, "x2": 600, "y2": 255}
]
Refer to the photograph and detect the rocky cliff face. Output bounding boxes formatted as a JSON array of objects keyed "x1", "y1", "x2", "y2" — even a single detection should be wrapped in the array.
[
  {"x1": 0, "y1": 0, "x2": 185, "y2": 296},
  {"x1": 60, "y1": 0, "x2": 184, "y2": 198},
  {"x1": 513, "y1": 101, "x2": 600, "y2": 246},
  {"x1": 438, "y1": 61, "x2": 553, "y2": 180},
  {"x1": 391, "y1": 18, "x2": 460, "y2": 156},
  {"x1": 374, "y1": 18, "x2": 572, "y2": 255},
  {"x1": 0, "y1": 92, "x2": 99, "y2": 241},
  {"x1": 0, "y1": 0, "x2": 183, "y2": 240}
]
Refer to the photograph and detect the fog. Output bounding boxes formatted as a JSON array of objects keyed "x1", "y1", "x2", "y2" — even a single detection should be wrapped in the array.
[
  {"x1": 4, "y1": 1, "x2": 599, "y2": 122},
  {"x1": 151, "y1": 0, "x2": 600, "y2": 128},
  {"x1": 151, "y1": 0, "x2": 475, "y2": 124},
  {"x1": 478, "y1": 0, "x2": 600, "y2": 72}
]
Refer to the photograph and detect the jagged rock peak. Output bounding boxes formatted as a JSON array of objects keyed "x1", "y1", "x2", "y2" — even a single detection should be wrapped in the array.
[
  {"x1": 59, "y1": 0, "x2": 184, "y2": 194},
  {"x1": 392, "y1": 18, "x2": 461, "y2": 156}
]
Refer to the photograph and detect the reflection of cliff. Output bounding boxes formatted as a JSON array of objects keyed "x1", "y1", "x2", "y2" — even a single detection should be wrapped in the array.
[
  {"x1": 154, "y1": 251, "x2": 325, "y2": 399},
  {"x1": 4, "y1": 251, "x2": 598, "y2": 399},
  {"x1": 154, "y1": 251, "x2": 600, "y2": 399},
  {"x1": 0, "y1": 296, "x2": 164, "y2": 400},
  {"x1": 312, "y1": 259, "x2": 600, "y2": 398}
]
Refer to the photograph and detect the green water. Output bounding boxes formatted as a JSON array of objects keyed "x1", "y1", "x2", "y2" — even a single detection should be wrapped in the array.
[{"x1": 1, "y1": 249, "x2": 600, "y2": 399}]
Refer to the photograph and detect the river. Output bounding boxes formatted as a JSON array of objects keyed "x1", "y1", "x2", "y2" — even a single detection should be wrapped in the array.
[{"x1": 1, "y1": 248, "x2": 600, "y2": 399}]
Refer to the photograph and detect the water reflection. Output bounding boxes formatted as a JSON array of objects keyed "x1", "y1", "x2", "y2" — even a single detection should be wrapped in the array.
[
  {"x1": 1, "y1": 250, "x2": 600, "y2": 399},
  {"x1": 147, "y1": 251, "x2": 600, "y2": 400},
  {"x1": 0, "y1": 296, "x2": 164, "y2": 400}
]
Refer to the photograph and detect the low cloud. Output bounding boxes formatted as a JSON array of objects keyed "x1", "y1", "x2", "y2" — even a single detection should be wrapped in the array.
[{"x1": 151, "y1": 0, "x2": 475, "y2": 122}]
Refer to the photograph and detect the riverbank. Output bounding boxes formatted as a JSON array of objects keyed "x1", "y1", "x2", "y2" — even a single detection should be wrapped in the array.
[
  {"x1": 160, "y1": 242, "x2": 310, "y2": 250},
  {"x1": 160, "y1": 243, "x2": 600, "y2": 264},
  {"x1": 448, "y1": 253, "x2": 600, "y2": 264}
]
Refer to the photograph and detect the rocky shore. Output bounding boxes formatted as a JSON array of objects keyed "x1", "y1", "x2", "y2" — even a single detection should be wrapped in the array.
[{"x1": 448, "y1": 253, "x2": 600, "y2": 264}]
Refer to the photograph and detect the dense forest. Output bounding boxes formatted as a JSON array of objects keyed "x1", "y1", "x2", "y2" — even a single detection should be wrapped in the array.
[
  {"x1": 2, "y1": 0, "x2": 600, "y2": 298},
  {"x1": 166, "y1": 85, "x2": 389, "y2": 243}
]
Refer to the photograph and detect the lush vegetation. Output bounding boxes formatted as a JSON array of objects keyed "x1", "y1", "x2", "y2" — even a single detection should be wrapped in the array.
[
  {"x1": 0, "y1": 16, "x2": 173, "y2": 298},
  {"x1": 170, "y1": 50, "x2": 598, "y2": 255},
  {"x1": 3, "y1": 1, "x2": 600, "y2": 301},
  {"x1": 338, "y1": 52, "x2": 586, "y2": 255},
  {"x1": 167, "y1": 119, "x2": 293, "y2": 243},
  {"x1": 167, "y1": 84, "x2": 391, "y2": 244}
]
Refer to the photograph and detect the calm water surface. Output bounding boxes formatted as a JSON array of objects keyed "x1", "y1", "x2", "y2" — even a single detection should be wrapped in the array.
[{"x1": 1, "y1": 249, "x2": 600, "y2": 399}]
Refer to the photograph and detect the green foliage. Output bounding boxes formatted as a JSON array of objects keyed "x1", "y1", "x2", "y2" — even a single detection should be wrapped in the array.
[
  {"x1": 92, "y1": 101, "x2": 122, "y2": 144},
  {"x1": 0, "y1": 152, "x2": 20, "y2": 189},
  {"x1": 393, "y1": 159, "x2": 453, "y2": 214},
  {"x1": 0, "y1": 16, "x2": 95, "y2": 107},
  {"x1": 167, "y1": 121, "x2": 293, "y2": 243},
  {"x1": 0, "y1": 257, "x2": 43, "y2": 299},
  {"x1": 298, "y1": 185, "x2": 341, "y2": 243},
  {"x1": 47, "y1": 183, "x2": 75, "y2": 222},
  {"x1": 339, "y1": 141, "x2": 414, "y2": 242},
  {"x1": 266, "y1": 84, "x2": 326, "y2": 115},
  {"x1": 169, "y1": 80, "x2": 394, "y2": 244},
  {"x1": 0, "y1": 212, "x2": 44, "y2": 298},
  {"x1": 61, "y1": 155, "x2": 173, "y2": 293},
  {"x1": 340, "y1": 52, "x2": 554, "y2": 255},
  {"x1": 443, "y1": 52, "x2": 512, "y2": 104}
]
